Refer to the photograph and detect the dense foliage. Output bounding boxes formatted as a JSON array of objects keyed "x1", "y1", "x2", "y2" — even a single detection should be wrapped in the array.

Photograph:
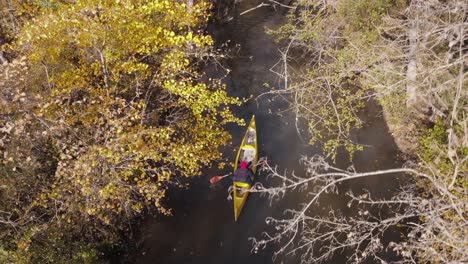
[{"x1": 1, "y1": 0, "x2": 241, "y2": 262}]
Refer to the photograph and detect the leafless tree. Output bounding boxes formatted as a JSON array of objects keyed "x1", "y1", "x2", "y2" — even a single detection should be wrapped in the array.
[
  {"x1": 250, "y1": 0, "x2": 467, "y2": 263},
  {"x1": 248, "y1": 156, "x2": 467, "y2": 263}
]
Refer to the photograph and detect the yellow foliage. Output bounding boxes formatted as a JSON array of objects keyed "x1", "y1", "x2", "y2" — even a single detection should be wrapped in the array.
[{"x1": 10, "y1": 0, "x2": 242, "y2": 231}]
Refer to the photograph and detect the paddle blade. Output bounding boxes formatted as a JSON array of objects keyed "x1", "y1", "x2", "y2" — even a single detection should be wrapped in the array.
[{"x1": 209, "y1": 175, "x2": 225, "y2": 184}]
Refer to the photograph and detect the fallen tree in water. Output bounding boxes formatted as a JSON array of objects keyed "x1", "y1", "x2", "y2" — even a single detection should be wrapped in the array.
[{"x1": 251, "y1": 155, "x2": 466, "y2": 263}]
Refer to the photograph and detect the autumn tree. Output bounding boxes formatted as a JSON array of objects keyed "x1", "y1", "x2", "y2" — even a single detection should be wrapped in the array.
[{"x1": 1, "y1": 0, "x2": 241, "y2": 261}]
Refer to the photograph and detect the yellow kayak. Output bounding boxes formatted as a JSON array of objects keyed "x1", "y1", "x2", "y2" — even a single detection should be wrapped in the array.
[{"x1": 233, "y1": 115, "x2": 258, "y2": 221}]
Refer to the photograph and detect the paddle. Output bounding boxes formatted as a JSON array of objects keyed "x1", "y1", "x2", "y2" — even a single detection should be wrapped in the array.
[{"x1": 209, "y1": 174, "x2": 230, "y2": 184}]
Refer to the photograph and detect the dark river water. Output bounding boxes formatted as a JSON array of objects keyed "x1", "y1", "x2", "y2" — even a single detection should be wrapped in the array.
[{"x1": 135, "y1": 1, "x2": 404, "y2": 263}]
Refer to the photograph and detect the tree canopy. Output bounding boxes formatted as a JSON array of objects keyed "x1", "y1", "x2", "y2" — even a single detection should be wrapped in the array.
[{"x1": 1, "y1": 0, "x2": 241, "y2": 262}]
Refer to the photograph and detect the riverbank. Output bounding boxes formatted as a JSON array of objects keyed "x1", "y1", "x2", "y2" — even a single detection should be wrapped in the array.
[{"x1": 249, "y1": 0, "x2": 467, "y2": 262}]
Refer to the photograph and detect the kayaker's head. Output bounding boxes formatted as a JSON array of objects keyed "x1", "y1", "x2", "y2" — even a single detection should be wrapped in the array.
[{"x1": 240, "y1": 161, "x2": 248, "y2": 169}]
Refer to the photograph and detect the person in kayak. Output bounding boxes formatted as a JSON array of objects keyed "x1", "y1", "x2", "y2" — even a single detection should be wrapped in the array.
[{"x1": 232, "y1": 161, "x2": 254, "y2": 184}]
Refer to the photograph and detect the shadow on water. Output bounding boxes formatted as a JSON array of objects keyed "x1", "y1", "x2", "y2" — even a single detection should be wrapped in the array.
[{"x1": 136, "y1": 1, "x2": 404, "y2": 263}]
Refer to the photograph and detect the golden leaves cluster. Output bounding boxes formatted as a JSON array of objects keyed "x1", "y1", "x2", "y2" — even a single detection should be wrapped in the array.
[{"x1": 4, "y1": 0, "x2": 241, "y2": 236}]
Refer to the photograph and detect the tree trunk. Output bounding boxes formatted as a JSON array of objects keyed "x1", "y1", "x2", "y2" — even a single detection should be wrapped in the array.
[{"x1": 406, "y1": 17, "x2": 419, "y2": 109}]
